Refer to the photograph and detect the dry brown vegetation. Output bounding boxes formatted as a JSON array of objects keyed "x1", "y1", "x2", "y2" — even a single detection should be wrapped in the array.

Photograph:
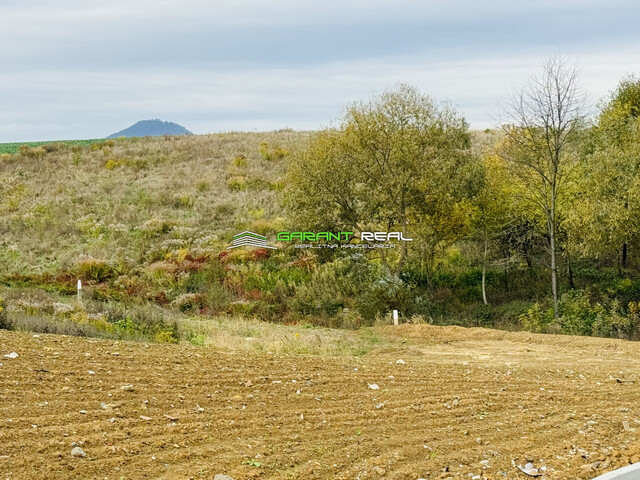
[{"x1": 0, "y1": 131, "x2": 306, "y2": 276}]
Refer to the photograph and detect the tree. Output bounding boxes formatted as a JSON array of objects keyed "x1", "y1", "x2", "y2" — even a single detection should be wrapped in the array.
[
  {"x1": 285, "y1": 84, "x2": 479, "y2": 277},
  {"x1": 567, "y1": 77, "x2": 640, "y2": 270},
  {"x1": 498, "y1": 55, "x2": 586, "y2": 319},
  {"x1": 470, "y1": 152, "x2": 514, "y2": 305}
]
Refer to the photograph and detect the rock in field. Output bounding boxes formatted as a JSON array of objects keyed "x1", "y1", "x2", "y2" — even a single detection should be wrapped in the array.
[{"x1": 71, "y1": 447, "x2": 86, "y2": 458}]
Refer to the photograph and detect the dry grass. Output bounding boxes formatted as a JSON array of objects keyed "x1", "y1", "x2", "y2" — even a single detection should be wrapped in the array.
[
  {"x1": 181, "y1": 314, "x2": 390, "y2": 356},
  {"x1": 0, "y1": 285, "x2": 393, "y2": 355},
  {"x1": 0, "y1": 129, "x2": 495, "y2": 277},
  {"x1": 0, "y1": 130, "x2": 308, "y2": 276}
]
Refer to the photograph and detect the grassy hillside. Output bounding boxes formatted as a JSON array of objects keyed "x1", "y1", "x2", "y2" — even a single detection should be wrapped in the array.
[
  {"x1": 0, "y1": 131, "x2": 318, "y2": 339},
  {"x1": 0, "y1": 132, "x2": 303, "y2": 274}
]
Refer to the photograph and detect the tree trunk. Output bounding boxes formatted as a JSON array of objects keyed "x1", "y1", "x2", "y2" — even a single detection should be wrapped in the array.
[
  {"x1": 568, "y1": 259, "x2": 575, "y2": 290},
  {"x1": 618, "y1": 254, "x2": 622, "y2": 277},
  {"x1": 393, "y1": 194, "x2": 408, "y2": 278},
  {"x1": 550, "y1": 199, "x2": 559, "y2": 320},
  {"x1": 622, "y1": 242, "x2": 628, "y2": 269},
  {"x1": 394, "y1": 215, "x2": 409, "y2": 278},
  {"x1": 482, "y1": 236, "x2": 488, "y2": 305}
]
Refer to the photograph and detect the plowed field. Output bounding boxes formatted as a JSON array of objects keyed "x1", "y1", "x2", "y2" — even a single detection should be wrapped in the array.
[{"x1": 2, "y1": 325, "x2": 640, "y2": 479}]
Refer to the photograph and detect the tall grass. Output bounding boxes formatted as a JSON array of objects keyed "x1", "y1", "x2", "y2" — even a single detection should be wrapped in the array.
[
  {"x1": 0, "y1": 131, "x2": 305, "y2": 276},
  {"x1": 0, "y1": 285, "x2": 393, "y2": 355}
]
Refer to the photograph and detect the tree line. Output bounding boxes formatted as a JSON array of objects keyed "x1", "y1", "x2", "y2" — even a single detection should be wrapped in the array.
[{"x1": 284, "y1": 55, "x2": 640, "y2": 337}]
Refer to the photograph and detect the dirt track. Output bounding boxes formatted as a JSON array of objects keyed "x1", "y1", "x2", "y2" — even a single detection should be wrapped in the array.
[{"x1": 2, "y1": 325, "x2": 640, "y2": 479}]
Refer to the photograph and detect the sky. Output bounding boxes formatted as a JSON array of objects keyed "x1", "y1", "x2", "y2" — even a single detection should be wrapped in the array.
[{"x1": 1, "y1": 0, "x2": 640, "y2": 142}]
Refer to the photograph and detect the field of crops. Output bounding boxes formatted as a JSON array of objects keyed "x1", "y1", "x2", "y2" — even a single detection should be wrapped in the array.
[{"x1": 0, "y1": 139, "x2": 105, "y2": 154}]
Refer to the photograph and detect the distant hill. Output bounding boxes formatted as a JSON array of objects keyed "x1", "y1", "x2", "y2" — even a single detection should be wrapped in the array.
[{"x1": 107, "y1": 119, "x2": 192, "y2": 138}]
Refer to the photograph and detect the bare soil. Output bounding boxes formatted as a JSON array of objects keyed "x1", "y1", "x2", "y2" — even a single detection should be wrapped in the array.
[{"x1": 2, "y1": 324, "x2": 640, "y2": 479}]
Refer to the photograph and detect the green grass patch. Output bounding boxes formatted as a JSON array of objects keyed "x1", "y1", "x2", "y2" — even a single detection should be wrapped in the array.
[{"x1": 0, "y1": 139, "x2": 105, "y2": 154}]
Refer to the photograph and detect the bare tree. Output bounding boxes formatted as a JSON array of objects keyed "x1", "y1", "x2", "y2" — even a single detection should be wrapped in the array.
[{"x1": 498, "y1": 55, "x2": 586, "y2": 319}]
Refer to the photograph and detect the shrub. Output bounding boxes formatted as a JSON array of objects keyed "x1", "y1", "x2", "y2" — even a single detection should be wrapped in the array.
[
  {"x1": 91, "y1": 140, "x2": 115, "y2": 151},
  {"x1": 19, "y1": 145, "x2": 46, "y2": 158},
  {"x1": 591, "y1": 299, "x2": 628, "y2": 338},
  {"x1": 289, "y1": 254, "x2": 412, "y2": 324},
  {"x1": 259, "y1": 142, "x2": 289, "y2": 161},
  {"x1": 195, "y1": 281, "x2": 232, "y2": 314},
  {"x1": 335, "y1": 308, "x2": 365, "y2": 329},
  {"x1": 77, "y1": 215, "x2": 109, "y2": 239},
  {"x1": 172, "y1": 194, "x2": 194, "y2": 209},
  {"x1": 172, "y1": 293, "x2": 205, "y2": 313},
  {"x1": 356, "y1": 273, "x2": 424, "y2": 321},
  {"x1": 107, "y1": 307, "x2": 180, "y2": 343},
  {"x1": 246, "y1": 177, "x2": 269, "y2": 191},
  {"x1": 104, "y1": 158, "x2": 122, "y2": 169},
  {"x1": 10, "y1": 314, "x2": 106, "y2": 337},
  {"x1": 627, "y1": 302, "x2": 640, "y2": 340},
  {"x1": 247, "y1": 208, "x2": 265, "y2": 219},
  {"x1": 187, "y1": 333, "x2": 206, "y2": 346},
  {"x1": 43, "y1": 143, "x2": 60, "y2": 153},
  {"x1": 258, "y1": 143, "x2": 270, "y2": 160},
  {"x1": 0, "y1": 296, "x2": 11, "y2": 330},
  {"x1": 556, "y1": 291, "x2": 598, "y2": 336},
  {"x1": 104, "y1": 157, "x2": 148, "y2": 170},
  {"x1": 10, "y1": 291, "x2": 55, "y2": 316},
  {"x1": 228, "y1": 176, "x2": 247, "y2": 191},
  {"x1": 154, "y1": 322, "x2": 180, "y2": 343},
  {"x1": 519, "y1": 291, "x2": 634, "y2": 338},
  {"x1": 232, "y1": 154, "x2": 247, "y2": 167},
  {"x1": 269, "y1": 180, "x2": 285, "y2": 191},
  {"x1": 557, "y1": 290, "x2": 629, "y2": 337},
  {"x1": 77, "y1": 258, "x2": 117, "y2": 283},
  {"x1": 519, "y1": 302, "x2": 553, "y2": 333},
  {"x1": 138, "y1": 218, "x2": 174, "y2": 236}
]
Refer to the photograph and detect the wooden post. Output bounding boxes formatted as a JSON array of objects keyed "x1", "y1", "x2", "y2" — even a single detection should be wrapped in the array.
[
  {"x1": 77, "y1": 279, "x2": 82, "y2": 302},
  {"x1": 393, "y1": 310, "x2": 398, "y2": 326}
]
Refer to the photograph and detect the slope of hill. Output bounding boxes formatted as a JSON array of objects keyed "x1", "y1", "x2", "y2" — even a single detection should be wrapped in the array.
[
  {"x1": 107, "y1": 119, "x2": 193, "y2": 138},
  {"x1": 1, "y1": 324, "x2": 639, "y2": 479},
  {"x1": 0, "y1": 131, "x2": 299, "y2": 276}
]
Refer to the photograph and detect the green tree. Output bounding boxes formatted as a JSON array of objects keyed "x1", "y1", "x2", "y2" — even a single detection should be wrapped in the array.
[
  {"x1": 567, "y1": 77, "x2": 640, "y2": 270},
  {"x1": 469, "y1": 152, "x2": 514, "y2": 304},
  {"x1": 498, "y1": 55, "x2": 586, "y2": 319},
  {"x1": 285, "y1": 84, "x2": 479, "y2": 277}
]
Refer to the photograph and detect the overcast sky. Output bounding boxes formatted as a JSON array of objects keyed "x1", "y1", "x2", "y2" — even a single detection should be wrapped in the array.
[{"x1": 1, "y1": 0, "x2": 640, "y2": 142}]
